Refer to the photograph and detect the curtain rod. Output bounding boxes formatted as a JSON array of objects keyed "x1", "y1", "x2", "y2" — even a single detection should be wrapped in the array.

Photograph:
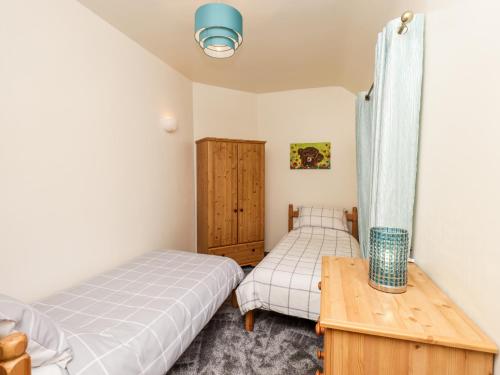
[
  {"x1": 365, "y1": 84, "x2": 374, "y2": 101},
  {"x1": 364, "y1": 11, "x2": 414, "y2": 102}
]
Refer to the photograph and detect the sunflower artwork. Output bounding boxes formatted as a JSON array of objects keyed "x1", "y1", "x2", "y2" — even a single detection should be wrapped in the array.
[{"x1": 290, "y1": 142, "x2": 331, "y2": 169}]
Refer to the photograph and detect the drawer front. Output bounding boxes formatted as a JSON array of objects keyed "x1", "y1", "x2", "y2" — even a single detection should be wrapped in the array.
[{"x1": 209, "y1": 241, "x2": 264, "y2": 265}]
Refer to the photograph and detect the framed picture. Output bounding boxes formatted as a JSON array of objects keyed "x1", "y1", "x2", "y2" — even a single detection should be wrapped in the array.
[{"x1": 290, "y1": 142, "x2": 331, "y2": 169}]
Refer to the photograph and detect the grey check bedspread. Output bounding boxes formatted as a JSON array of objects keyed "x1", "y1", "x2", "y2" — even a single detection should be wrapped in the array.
[
  {"x1": 236, "y1": 227, "x2": 360, "y2": 321},
  {"x1": 33, "y1": 250, "x2": 244, "y2": 375}
]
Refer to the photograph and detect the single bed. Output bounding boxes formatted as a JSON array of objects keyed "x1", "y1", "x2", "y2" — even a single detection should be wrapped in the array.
[
  {"x1": 236, "y1": 204, "x2": 360, "y2": 331},
  {"x1": 1, "y1": 249, "x2": 244, "y2": 375}
]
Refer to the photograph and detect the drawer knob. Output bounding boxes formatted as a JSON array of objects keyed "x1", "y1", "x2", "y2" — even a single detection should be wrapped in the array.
[
  {"x1": 240, "y1": 208, "x2": 244, "y2": 212},
  {"x1": 318, "y1": 281, "x2": 322, "y2": 290},
  {"x1": 316, "y1": 350, "x2": 324, "y2": 360},
  {"x1": 233, "y1": 209, "x2": 238, "y2": 213},
  {"x1": 315, "y1": 322, "x2": 325, "y2": 336},
  {"x1": 252, "y1": 248, "x2": 255, "y2": 252},
  {"x1": 315, "y1": 370, "x2": 323, "y2": 375},
  {"x1": 222, "y1": 254, "x2": 225, "y2": 257}
]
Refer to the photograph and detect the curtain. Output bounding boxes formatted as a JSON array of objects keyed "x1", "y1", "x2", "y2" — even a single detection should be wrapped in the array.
[
  {"x1": 356, "y1": 14, "x2": 425, "y2": 257},
  {"x1": 356, "y1": 93, "x2": 373, "y2": 258}
]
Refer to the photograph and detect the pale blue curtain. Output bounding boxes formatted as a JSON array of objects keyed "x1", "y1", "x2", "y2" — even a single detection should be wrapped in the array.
[
  {"x1": 356, "y1": 15, "x2": 424, "y2": 257},
  {"x1": 356, "y1": 94, "x2": 373, "y2": 258}
]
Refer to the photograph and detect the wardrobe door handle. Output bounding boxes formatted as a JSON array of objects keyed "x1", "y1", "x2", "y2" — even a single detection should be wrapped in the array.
[
  {"x1": 233, "y1": 209, "x2": 238, "y2": 213},
  {"x1": 240, "y1": 208, "x2": 244, "y2": 212}
]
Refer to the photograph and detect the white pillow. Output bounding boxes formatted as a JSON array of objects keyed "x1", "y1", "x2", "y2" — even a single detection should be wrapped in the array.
[
  {"x1": 295, "y1": 206, "x2": 349, "y2": 232},
  {"x1": 0, "y1": 294, "x2": 72, "y2": 368},
  {"x1": 0, "y1": 320, "x2": 15, "y2": 337}
]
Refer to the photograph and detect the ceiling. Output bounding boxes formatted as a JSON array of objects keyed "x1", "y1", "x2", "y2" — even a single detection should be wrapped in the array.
[{"x1": 77, "y1": 0, "x2": 426, "y2": 93}]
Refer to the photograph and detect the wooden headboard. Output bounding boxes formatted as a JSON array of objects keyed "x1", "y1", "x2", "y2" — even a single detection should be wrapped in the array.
[
  {"x1": 0, "y1": 332, "x2": 31, "y2": 375},
  {"x1": 288, "y1": 204, "x2": 359, "y2": 241}
]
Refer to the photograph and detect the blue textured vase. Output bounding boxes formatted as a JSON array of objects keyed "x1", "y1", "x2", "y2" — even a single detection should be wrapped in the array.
[{"x1": 368, "y1": 227, "x2": 409, "y2": 293}]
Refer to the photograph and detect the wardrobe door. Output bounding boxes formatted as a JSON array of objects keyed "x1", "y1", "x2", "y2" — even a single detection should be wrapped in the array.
[
  {"x1": 208, "y1": 141, "x2": 238, "y2": 248},
  {"x1": 237, "y1": 143, "x2": 265, "y2": 244}
]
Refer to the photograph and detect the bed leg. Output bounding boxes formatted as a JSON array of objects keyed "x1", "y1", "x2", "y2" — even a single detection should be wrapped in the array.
[
  {"x1": 0, "y1": 332, "x2": 32, "y2": 375},
  {"x1": 230, "y1": 290, "x2": 238, "y2": 308},
  {"x1": 245, "y1": 310, "x2": 255, "y2": 332}
]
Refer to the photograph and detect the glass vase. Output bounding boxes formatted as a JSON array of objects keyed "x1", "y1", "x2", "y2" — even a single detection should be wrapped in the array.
[{"x1": 369, "y1": 227, "x2": 409, "y2": 293}]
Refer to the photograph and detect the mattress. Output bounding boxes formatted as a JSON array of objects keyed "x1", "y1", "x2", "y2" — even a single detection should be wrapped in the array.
[
  {"x1": 236, "y1": 227, "x2": 360, "y2": 321},
  {"x1": 33, "y1": 250, "x2": 244, "y2": 375}
]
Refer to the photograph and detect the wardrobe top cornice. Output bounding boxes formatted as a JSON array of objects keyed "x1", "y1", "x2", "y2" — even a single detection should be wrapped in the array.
[{"x1": 195, "y1": 137, "x2": 266, "y2": 145}]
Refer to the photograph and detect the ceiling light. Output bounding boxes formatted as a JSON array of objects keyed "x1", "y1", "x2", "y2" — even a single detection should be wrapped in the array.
[{"x1": 194, "y1": 3, "x2": 243, "y2": 59}]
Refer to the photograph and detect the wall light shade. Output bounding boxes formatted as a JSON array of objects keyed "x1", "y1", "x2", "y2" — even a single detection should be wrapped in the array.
[
  {"x1": 194, "y1": 3, "x2": 243, "y2": 59},
  {"x1": 160, "y1": 117, "x2": 178, "y2": 133}
]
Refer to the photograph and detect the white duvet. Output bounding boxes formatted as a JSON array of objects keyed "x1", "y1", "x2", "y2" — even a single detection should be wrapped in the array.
[
  {"x1": 33, "y1": 250, "x2": 244, "y2": 375},
  {"x1": 236, "y1": 227, "x2": 360, "y2": 321}
]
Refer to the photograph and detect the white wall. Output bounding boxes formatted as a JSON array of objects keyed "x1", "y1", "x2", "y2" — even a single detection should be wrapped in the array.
[
  {"x1": 192, "y1": 85, "x2": 357, "y2": 250},
  {"x1": 0, "y1": 0, "x2": 195, "y2": 301},
  {"x1": 258, "y1": 87, "x2": 357, "y2": 249},
  {"x1": 414, "y1": 0, "x2": 500, "y2": 369},
  {"x1": 193, "y1": 83, "x2": 258, "y2": 140}
]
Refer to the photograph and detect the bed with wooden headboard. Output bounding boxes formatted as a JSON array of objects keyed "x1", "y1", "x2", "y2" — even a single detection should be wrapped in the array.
[{"x1": 236, "y1": 204, "x2": 361, "y2": 331}]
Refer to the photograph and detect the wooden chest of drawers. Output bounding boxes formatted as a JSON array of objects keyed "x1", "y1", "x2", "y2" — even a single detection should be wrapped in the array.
[{"x1": 315, "y1": 257, "x2": 497, "y2": 375}]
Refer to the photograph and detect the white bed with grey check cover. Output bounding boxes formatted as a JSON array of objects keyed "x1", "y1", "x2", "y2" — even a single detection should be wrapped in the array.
[
  {"x1": 236, "y1": 226, "x2": 360, "y2": 321},
  {"x1": 32, "y1": 250, "x2": 244, "y2": 375}
]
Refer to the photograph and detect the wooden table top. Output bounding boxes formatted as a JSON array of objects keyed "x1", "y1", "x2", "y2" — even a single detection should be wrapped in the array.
[{"x1": 320, "y1": 257, "x2": 497, "y2": 354}]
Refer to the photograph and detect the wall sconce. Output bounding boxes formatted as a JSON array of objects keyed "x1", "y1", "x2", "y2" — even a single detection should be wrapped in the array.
[{"x1": 160, "y1": 116, "x2": 178, "y2": 133}]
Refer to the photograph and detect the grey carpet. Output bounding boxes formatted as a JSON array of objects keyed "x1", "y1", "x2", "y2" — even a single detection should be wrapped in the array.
[{"x1": 167, "y1": 302, "x2": 322, "y2": 375}]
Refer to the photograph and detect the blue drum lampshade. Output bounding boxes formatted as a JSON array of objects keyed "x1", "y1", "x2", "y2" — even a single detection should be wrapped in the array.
[
  {"x1": 194, "y1": 3, "x2": 243, "y2": 58},
  {"x1": 368, "y1": 227, "x2": 409, "y2": 293}
]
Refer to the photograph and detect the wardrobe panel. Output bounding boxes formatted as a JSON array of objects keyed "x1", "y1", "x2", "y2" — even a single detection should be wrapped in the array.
[
  {"x1": 207, "y1": 141, "x2": 238, "y2": 248},
  {"x1": 238, "y1": 143, "x2": 265, "y2": 244}
]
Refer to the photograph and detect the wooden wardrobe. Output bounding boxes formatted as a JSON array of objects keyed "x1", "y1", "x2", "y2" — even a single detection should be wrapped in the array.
[{"x1": 196, "y1": 138, "x2": 265, "y2": 266}]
